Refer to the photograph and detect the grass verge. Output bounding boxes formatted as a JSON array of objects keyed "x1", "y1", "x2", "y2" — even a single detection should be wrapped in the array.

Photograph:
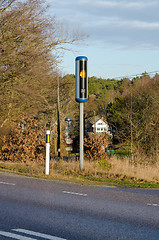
[{"x1": 0, "y1": 158, "x2": 159, "y2": 188}]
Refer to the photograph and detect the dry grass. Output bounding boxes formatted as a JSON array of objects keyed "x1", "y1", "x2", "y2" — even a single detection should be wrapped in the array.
[
  {"x1": 0, "y1": 161, "x2": 44, "y2": 176},
  {"x1": 53, "y1": 156, "x2": 159, "y2": 183},
  {"x1": 108, "y1": 156, "x2": 159, "y2": 182},
  {"x1": 0, "y1": 155, "x2": 159, "y2": 185}
]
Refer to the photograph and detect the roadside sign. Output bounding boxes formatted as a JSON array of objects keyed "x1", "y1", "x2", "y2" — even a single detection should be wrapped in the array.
[
  {"x1": 66, "y1": 146, "x2": 73, "y2": 151},
  {"x1": 65, "y1": 138, "x2": 73, "y2": 145}
]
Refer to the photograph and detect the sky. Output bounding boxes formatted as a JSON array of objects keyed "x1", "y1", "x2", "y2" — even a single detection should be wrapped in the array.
[{"x1": 47, "y1": 0, "x2": 159, "y2": 79}]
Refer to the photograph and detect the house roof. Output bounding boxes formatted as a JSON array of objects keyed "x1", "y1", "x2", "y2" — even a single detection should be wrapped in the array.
[
  {"x1": 87, "y1": 116, "x2": 109, "y2": 124},
  {"x1": 87, "y1": 116, "x2": 109, "y2": 127},
  {"x1": 86, "y1": 116, "x2": 110, "y2": 129},
  {"x1": 95, "y1": 119, "x2": 108, "y2": 125}
]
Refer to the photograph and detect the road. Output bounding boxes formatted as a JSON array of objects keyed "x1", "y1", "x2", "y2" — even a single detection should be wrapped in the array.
[{"x1": 0, "y1": 172, "x2": 159, "y2": 240}]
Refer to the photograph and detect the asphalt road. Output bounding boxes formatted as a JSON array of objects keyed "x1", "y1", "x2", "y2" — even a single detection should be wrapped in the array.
[{"x1": 0, "y1": 172, "x2": 159, "y2": 240}]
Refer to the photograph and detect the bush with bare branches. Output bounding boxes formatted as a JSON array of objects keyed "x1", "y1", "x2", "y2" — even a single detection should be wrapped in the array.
[
  {"x1": 0, "y1": 116, "x2": 45, "y2": 163},
  {"x1": 84, "y1": 132, "x2": 109, "y2": 162}
]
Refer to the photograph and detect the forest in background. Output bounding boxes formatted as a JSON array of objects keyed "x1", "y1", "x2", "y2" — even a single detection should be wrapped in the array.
[
  {"x1": 0, "y1": 0, "x2": 159, "y2": 164},
  {"x1": 60, "y1": 73, "x2": 159, "y2": 162}
]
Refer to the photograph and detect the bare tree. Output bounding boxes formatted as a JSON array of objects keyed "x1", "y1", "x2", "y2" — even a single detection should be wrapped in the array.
[
  {"x1": 0, "y1": 0, "x2": 85, "y2": 130},
  {"x1": 0, "y1": 0, "x2": 16, "y2": 11}
]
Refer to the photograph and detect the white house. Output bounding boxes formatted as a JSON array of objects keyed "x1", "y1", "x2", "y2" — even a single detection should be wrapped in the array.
[{"x1": 92, "y1": 119, "x2": 111, "y2": 134}]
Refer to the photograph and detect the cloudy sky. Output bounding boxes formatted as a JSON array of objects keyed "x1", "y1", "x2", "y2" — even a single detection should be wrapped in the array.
[{"x1": 47, "y1": 0, "x2": 159, "y2": 79}]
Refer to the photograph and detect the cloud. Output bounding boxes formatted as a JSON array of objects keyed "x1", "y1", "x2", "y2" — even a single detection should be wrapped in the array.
[
  {"x1": 48, "y1": 0, "x2": 159, "y2": 50},
  {"x1": 92, "y1": 0, "x2": 155, "y2": 9}
]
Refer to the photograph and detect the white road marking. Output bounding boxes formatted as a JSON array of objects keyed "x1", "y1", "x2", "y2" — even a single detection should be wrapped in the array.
[
  {"x1": 0, "y1": 181, "x2": 16, "y2": 186},
  {"x1": 0, "y1": 229, "x2": 67, "y2": 240},
  {"x1": 147, "y1": 203, "x2": 159, "y2": 207},
  {"x1": 0, "y1": 231, "x2": 36, "y2": 240},
  {"x1": 63, "y1": 190, "x2": 87, "y2": 197},
  {"x1": 13, "y1": 229, "x2": 67, "y2": 240}
]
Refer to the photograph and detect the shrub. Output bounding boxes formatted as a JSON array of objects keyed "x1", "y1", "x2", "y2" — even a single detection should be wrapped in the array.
[
  {"x1": 0, "y1": 116, "x2": 45, "y2": 163},
  {"x1": 84, "y1": 132, "x2": 109, "y2": 162},
  {"x1": 96, "y1": 157, "x2": 111, "y2": 170}
]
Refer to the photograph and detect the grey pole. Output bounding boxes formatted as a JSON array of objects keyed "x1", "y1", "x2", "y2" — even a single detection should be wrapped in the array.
[{"x1": 79, "y1": 102, "x2": 84, "y2": 169}]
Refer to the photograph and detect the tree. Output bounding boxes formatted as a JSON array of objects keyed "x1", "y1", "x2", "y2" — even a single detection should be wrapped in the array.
[
  {"x1": 0, "y1": 0, "x2": 55, "y2": 127},
  {"x1": 131, "y1": 76, "x2": 159, "y2": 161},
  {"x1": 0, "y1": 0, "x2": 84, "y2": 131},
  {"x1": 0, "y1": 0, "x2": 16, "y2": 11},
  {"x1": 106, "y1": 75, "x2": 159, "y2": 162}
]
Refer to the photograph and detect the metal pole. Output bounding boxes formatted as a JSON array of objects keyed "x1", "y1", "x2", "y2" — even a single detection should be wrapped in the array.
[
  {"x1": 79, "y1": 102, "x2": 84, "y2": 169},
  {"x1": 57, "y1": 76, "x2": 61, "y2": 157},
  {"x1": 45, "y1": 130, "x2": 50, "y2": 175},
  {"x1": 68, "y1": 122, "x2": 69, "y2": 138}
]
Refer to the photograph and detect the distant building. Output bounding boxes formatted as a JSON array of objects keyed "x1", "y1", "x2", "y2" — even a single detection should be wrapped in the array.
[
  {"x1": 92, "y1": 119, "x2": 111, "y2": 134},
  {"x1": 85, "y1": 116, "x2": 112, "y2": 135}
]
